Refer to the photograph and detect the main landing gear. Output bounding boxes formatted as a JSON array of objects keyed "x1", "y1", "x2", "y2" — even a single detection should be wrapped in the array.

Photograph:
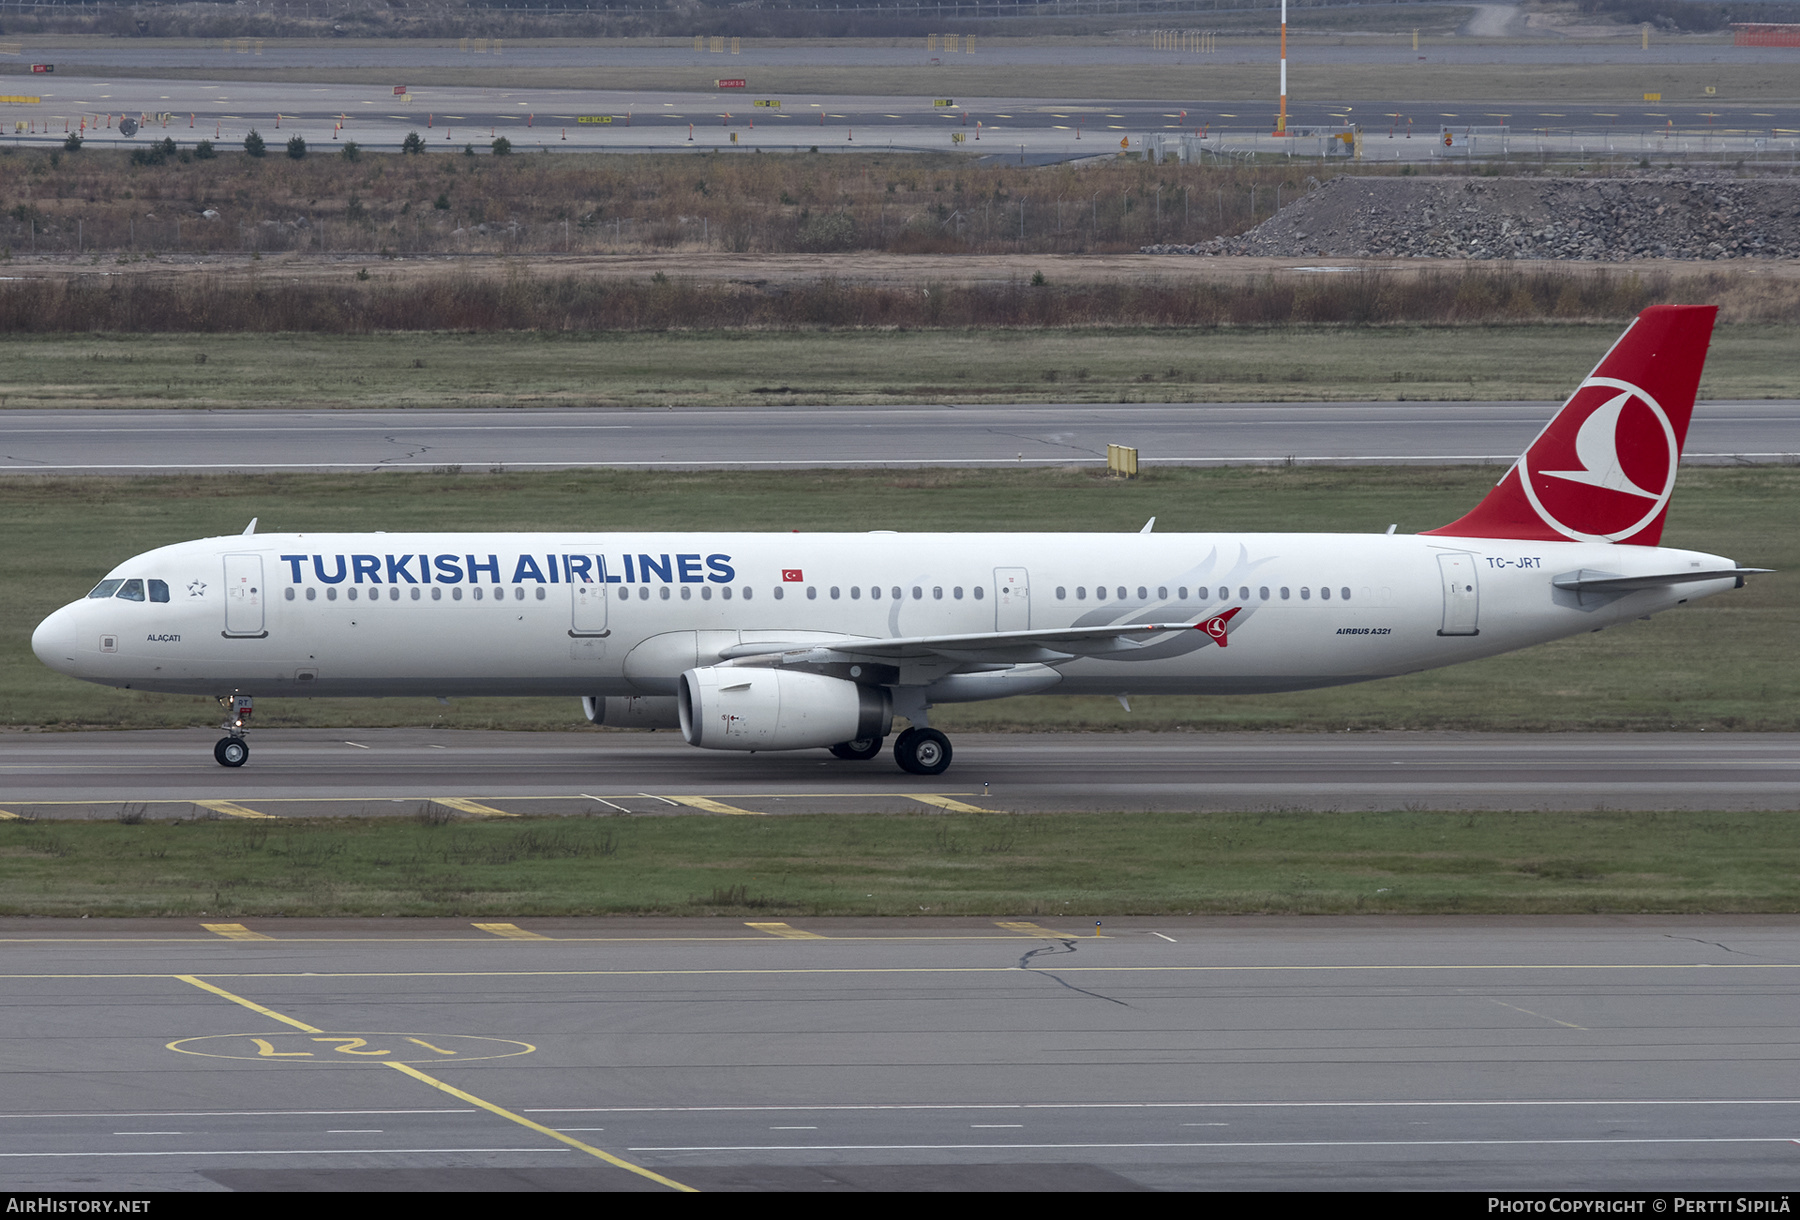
[
  {"x1": 214, "y1": 692, "x2": 252, "y2": 768},
  {"x1": 827, "y1": 728, "x2": 955, "y2": 774},
  {"x1": 893, "y1": 727, "x2": 952, "y2": 776}
]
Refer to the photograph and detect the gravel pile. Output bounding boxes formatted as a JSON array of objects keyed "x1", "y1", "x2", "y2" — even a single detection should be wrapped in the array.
[{"x1": 1145, "y1": 176, "x2": 1800, "y2": 261}]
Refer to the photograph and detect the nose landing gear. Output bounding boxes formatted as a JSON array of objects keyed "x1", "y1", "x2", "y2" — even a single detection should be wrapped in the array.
[{"x1": 214, "y1": 692, "x2": 252, "y2": 768}]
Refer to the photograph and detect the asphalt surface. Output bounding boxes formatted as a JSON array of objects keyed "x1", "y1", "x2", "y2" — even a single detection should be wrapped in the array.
[
  {"x1": 6, "y1": 729, "x2": 1799, "y2": 815},
  {"x1": 4, "y1": 401, "x2": 1798, "y2": 474},
  {"x1": 1, "y1": 914, "x2": 1796, "y2": 1191},
  {"x1": 10, "y1": 73, "x2": 1796, "y2": 158}
]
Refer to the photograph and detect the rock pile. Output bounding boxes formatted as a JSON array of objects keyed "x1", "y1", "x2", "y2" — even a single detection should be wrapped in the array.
[{"x1": 1146, "y1": 176, "x2": 1800, "y2": 261}]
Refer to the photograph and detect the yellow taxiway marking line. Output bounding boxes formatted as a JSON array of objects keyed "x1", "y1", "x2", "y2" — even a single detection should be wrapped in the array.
[
  {"x1": 996, "y1": 921, "x2": 1092, "y2": 938},
  {"x1": 177, "y1": 974, "x2": 321, "y2": 1031},
  {"x1": 431, "y1": 797, "x2": 518, "y2": 818},
  {"x1": 195, "y1": 799, "x2": 277, "y2": 820},
  {"x1": 745, "y1": 922, "x2": 825, "y2": 940},
  {"x1": 906, "y1": 795, "x2": 996, "y2": 813},
  {"x1": 173, "y1": 975, "x2": 695, "y2": 1192},
  {"x1": 389, "y1": 1062, "x2": 695, "y2": 1191},
  {"x1": 0, "y1": 808, "x2": 20, "y2": 820},
  {"x1": 471, "y1": 923, "x2": 550, "y2": 940},
  {"x1": 667, "y1": 796, "x2": 764, "y2": 816},
  {"x1": 201, "y1": 923, "x2": 273, "y2": 941}
]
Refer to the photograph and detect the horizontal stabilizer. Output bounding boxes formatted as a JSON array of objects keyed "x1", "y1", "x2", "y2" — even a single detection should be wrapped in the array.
[{"x1": 1552, "y1": 567, "x2": 1770, "y2": 593}]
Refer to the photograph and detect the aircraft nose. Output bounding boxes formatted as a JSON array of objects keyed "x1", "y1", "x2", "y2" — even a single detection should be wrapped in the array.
[{"x1": 32, "y1": 604, "x2": 82, "y2": 676}]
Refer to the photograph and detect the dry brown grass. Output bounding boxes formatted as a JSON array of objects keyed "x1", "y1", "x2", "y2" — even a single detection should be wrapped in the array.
[
  {"x1": 0, "y1": 148, "x2": 1381, "y2": 259},
  {"x1": 2, "y1": 262, "x2": 1792, "y2": 333}
]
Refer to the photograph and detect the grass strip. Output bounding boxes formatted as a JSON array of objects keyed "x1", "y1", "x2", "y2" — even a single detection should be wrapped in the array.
[
  {"x1": 5, "y1": 465, "x2": 1795, "y2": 732},
  {"x1": 1, "y1": 324, "x2": 1794, "y2": 409},
  {"x1": 4, "y1": 809, "x2": 1798, "y2": 918}
]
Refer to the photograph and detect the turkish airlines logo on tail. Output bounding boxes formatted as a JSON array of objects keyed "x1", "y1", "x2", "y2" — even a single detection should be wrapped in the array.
[{"x1": 1519, "y1": 376, "x2": 1679, "y2": 543}]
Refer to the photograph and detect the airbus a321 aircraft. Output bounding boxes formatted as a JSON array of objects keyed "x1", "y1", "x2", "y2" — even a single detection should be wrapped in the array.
[{"x1": 34, "y1": 305, "x2": 1764, "y2": 775}]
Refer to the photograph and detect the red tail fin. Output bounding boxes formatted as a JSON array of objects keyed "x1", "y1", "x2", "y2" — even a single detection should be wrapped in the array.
[{"x1": 1423, "y1": 304, "x2": 1716, "y2": 546}]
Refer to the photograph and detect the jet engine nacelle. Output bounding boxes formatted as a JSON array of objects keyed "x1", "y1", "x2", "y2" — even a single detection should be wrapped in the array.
[
  {"x1": 582, "y1": 695, "x2": 681, "y2": 730},
  {"x1": 678, "y1": 667, "x2": 891, "y2": 752}
]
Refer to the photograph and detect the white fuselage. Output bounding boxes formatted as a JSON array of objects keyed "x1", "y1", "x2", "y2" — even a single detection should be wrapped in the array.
[{"x1": 31, "y1": 530, "x2": 1739, "y2": 701}]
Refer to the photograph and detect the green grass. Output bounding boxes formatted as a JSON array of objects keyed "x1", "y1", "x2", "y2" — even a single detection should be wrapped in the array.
[
  {"x1": 74, "y1": 53, "x2": 1787, "y2": 106},
  {"x1": 5, "y1": 464, "x2": 1795, "y2": 732},
  {"x1": 1, "y1": 324, "x2": 1792, "y2": 408},
  {"x1": 3, "y1": 809, "x2": 1796, "y2": 917}
]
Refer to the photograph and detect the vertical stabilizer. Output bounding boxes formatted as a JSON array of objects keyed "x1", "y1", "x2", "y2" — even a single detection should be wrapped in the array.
[{"x1": 1423, "y1": 304, "x2": 1716, "y2": 546}]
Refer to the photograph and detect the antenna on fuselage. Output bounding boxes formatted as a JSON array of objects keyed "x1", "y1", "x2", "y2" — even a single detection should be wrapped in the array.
[
  {"x1": 1139, "y1": 517, "x2": 1156, "y2": 534},
  {"x1": 242, "y1": 518, "x2": 258, "y2": 535}
]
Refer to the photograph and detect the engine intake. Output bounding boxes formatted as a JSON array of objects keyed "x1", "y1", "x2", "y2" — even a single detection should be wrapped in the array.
[{"x1": 678, "y1": 667, "x2": 890, "y2": 752}]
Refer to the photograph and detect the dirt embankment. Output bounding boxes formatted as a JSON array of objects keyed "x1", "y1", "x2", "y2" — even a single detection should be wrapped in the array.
[{"x1": 1147, "y1": 177, "x2": 1800, "y2": 262}]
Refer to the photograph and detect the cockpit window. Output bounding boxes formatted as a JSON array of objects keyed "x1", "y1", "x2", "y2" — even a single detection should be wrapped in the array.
[
  {"x1": 88, "y1": 579, "x2": 125, "y2": 599},
  {"x1": 115, "y1": 579, "x2": 146, "y2": 602},
  {"x1": 148, "y1": 579, "x2": 170, "y2": 603}
]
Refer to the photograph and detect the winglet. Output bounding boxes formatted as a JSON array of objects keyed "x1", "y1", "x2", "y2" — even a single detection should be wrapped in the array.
[
  {"x1": 1423, "y1": 304, "x2": 1716, "y2": 546},
  {"x1": 1198, "y1": 606, "x2": 1242, "y2": 647}
]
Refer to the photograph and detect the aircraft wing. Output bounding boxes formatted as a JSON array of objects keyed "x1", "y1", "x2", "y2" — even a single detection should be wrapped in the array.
[{"x1": 717, "y1": 610, "x2": 1240, "y2": 667}]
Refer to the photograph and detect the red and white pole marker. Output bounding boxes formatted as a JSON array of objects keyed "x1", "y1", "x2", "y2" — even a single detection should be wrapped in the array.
[{"x1": 1276, "y1": 0, "x2": 1289, "y2": 135}]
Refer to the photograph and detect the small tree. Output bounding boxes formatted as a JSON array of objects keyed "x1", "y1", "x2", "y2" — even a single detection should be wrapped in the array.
[
  {"x1": 401, "y1": 130, "x2": 424, "y2": 155},
  {"x1": 286, "y1": 134, "x2": 307, "y2": 160},
  {"x1": 194, "y1": 139, "x2": 216, "y2": 160},
  {"x1": 491, "y1": 136, "x2": 512, "y2": 156},
  {"x1": 243, "y1": 129, "x2": 265, "y2": 158},
  {"x1": 63, "y1": 133, "x2": 82, "y2": 152},
  {"x1": 340, "y1": 140, "x2": 361, "y2": 162}
]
